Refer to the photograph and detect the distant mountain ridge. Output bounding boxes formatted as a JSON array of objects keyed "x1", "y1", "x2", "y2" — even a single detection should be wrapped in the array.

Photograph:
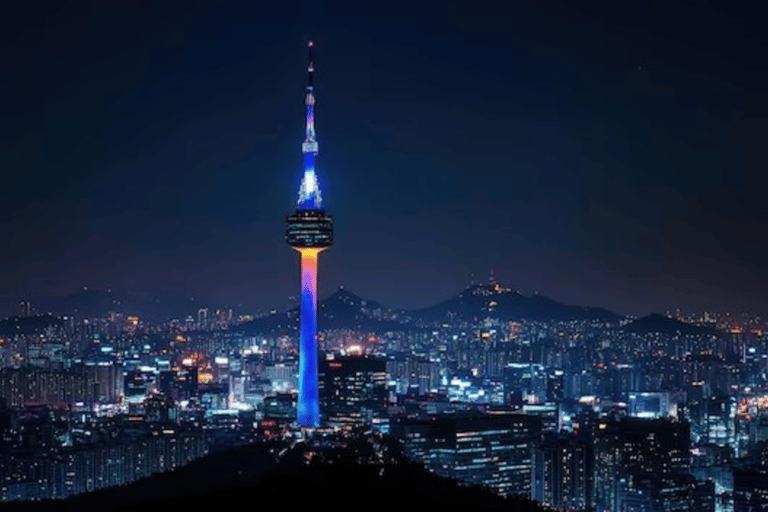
[
  {"x1": 623, "y1": 313, "x2": 720, "y2": 335},
  {"x1": 8, "y1": 286, "x2": 724, "y2": 337},
  {"x1": 412, "y1": 284, "x2": 621, "y2": 324},
  {"x1": 237, "y1": 284, "x2": 623, "y2": 335},
  {"x1": 16, "y1": 283, "x2": 623, "y2": 330},
  {"x1": 25, "y1": 289, "x2": 201, "y2": 323}
]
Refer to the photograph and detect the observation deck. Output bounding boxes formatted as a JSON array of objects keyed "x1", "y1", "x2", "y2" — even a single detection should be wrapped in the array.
[{"x1": 286, "y1": 210, "x2": 334, "y2": 249}]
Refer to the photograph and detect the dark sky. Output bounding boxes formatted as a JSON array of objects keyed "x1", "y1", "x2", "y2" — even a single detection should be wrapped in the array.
[{"x1": 0, "y1": 1, "x2": 762, "y2": 317}]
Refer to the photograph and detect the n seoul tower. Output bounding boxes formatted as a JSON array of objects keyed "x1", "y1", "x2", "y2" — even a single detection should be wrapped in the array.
[{"x1": 286, "y1": 41, "x2": 333, "y2": 429}]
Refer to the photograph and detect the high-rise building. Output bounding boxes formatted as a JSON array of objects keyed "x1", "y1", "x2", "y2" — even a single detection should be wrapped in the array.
[
  {"x1": 286, "y1": 41, "x2": 333, "y2": 428},
  {"x1": 628, "y1": 392, "x2": 676, "y2": 419},
  {"x1": 734, "y1": 441, "x2": 768, "y2": 512},
  {"x1": 263, "y1": 393, "x2": 298, "y2": 422},
  {"x1": 594, "y1": 417, "x2": 692, "y2": 511},
  {"x1": 386, "y1": 354, "x2": 441, "y2": 395},
  {"x1": 533, "y1": 431, "x2": 594, "y2": 510},
  {"x1": 319, "y1": 355, "x2": 387, "y2": 427},
  {"x1": 394, "y1": 411, "x2": 542, "y2": 498}
]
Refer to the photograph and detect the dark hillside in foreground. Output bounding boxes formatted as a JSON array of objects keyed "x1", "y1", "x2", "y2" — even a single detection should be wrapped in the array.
[{"x1": 3, "y1": 439, "x2": 547, "y2": 512}]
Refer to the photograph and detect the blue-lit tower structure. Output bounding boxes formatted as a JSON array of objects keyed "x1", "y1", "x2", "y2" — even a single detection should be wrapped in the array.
[{"x1": 286, "y1": 41, "x2": 333, "y2": 428}]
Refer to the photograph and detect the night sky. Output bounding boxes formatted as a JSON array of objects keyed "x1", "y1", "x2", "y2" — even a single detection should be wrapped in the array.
[{"x1": 1, "y1": 1, "x2": 761, "y2": 317}]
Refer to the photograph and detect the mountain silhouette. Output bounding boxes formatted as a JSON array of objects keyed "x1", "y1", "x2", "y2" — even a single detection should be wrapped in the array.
[
  {"x1": 623, "y1": 313, "x2": 719, "y2": 335},
  {"x1": 412, "y1": 284, "x2": 621, "y2": 324}
]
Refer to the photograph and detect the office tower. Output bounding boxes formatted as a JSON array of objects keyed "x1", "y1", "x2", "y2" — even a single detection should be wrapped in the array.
[
  {"x1": 386, "y1": 354, "x2": 441, "y2": 395},
  {"x1": 505, "y1": 363, "x2": 533, "y2": 406},
  {"x1": 395, "y1": 411, "x2": 542, "y2": 497},
  {"x1": 319, "y1": 355, "x2": 387, "y2": 427},
  {"x1": 594, "y1": 417, "x2": 692, "y2": 511},
  {"x1": 263, "y1": 393, "x2": 298, "y2": 422},
  {"x1": 546, "y1": 369, "x2": 565, "y2": 402},
  {"x1": 734, "y1": 441, "x2": 768, "y2": 512},
  {"x1": 286, "y1": 41, "x2": 333, "y2": 428},
  {"x1": 533, "y1": 432, "x2": 594, "y2": 511},
  {"x1": 628, "y1": 392, "x2": 677, "y2": 419}
]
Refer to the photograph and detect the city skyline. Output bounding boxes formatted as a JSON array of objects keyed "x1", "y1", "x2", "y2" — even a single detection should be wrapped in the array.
[
  {"x1": 0, "y1": 1, "x2": 759, "y2": 318},
  {"x1": 0, "y1": 4, "x2": 763, "y2": 510}
]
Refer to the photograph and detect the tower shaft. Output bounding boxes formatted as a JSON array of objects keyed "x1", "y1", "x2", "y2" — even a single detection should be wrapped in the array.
[{"x1": 297, "y1": 248, "x2": 323, "y2": 427}]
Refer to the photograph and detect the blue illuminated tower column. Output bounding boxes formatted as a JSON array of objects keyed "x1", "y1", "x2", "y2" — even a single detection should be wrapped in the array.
[{"x1": 286, "y1": 41, "x2": 333, "y2": 428}]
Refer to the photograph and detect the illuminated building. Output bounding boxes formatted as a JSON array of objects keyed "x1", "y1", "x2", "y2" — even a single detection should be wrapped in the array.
[
  {"x1": 394, "y1": 411, "x2": 542, "y2": 498},
  {"x1": 546, "y1": 369, "x2": 565, "y2": 402},
  {"x1": 264, "y1": 393, "x2": 297, "y2": 422},
  {"x1": 144, "y1": 395, "x2": 176, "y2": 423},
  {"x1": 505, "y1": 363, "x2": 533, "y2": 406},
  {"x1": 594, "y1": 417, "x2": 692, "y2": 511},
  {"x1": 386, "y1": 354, "x2": 441, "y2": 395},
  {"x1": 199, "y1": 382, "x2": 229, "y2": 410},
  {"x1": 628, "y1": 392, "x2": 677, "y2": 420},
  {"x1": 533, "y1": 432, "x2": 594, "y2": 510},
  {"x1": 158, "y1": 367, "x2": 198, "y2": 401},
  {"x1": 0, "y1": 365, "x2": 121, "y2": 409},
  {"x1": 319, "y1": 355, "x2": 387, "y2": 427},
  {"x1": 286, "y1": 41, "x2": 333, "y2": 428},
  {"x1": 264, "y1": 362, "x2": 298, "y2": 392},
  {"x1": 124, "y1": 370, "x2": 151, "y2": 405}
]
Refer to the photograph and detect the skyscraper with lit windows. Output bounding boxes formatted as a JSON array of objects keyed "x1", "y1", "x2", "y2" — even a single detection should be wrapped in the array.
[{"x1": 286, "y1": 41, "x2": 333, "y2": 428}]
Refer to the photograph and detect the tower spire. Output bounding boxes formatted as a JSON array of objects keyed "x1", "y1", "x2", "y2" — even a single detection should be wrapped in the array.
[
  {"x1": 307, "y1": 40, "x2": 314, "y2": 88},
  {"x1": 303, "y1": 40, "x2": 318, "y2": 153},
  {"x1": 299, "y1": 40, "x2": 321, "y2": 210}
]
